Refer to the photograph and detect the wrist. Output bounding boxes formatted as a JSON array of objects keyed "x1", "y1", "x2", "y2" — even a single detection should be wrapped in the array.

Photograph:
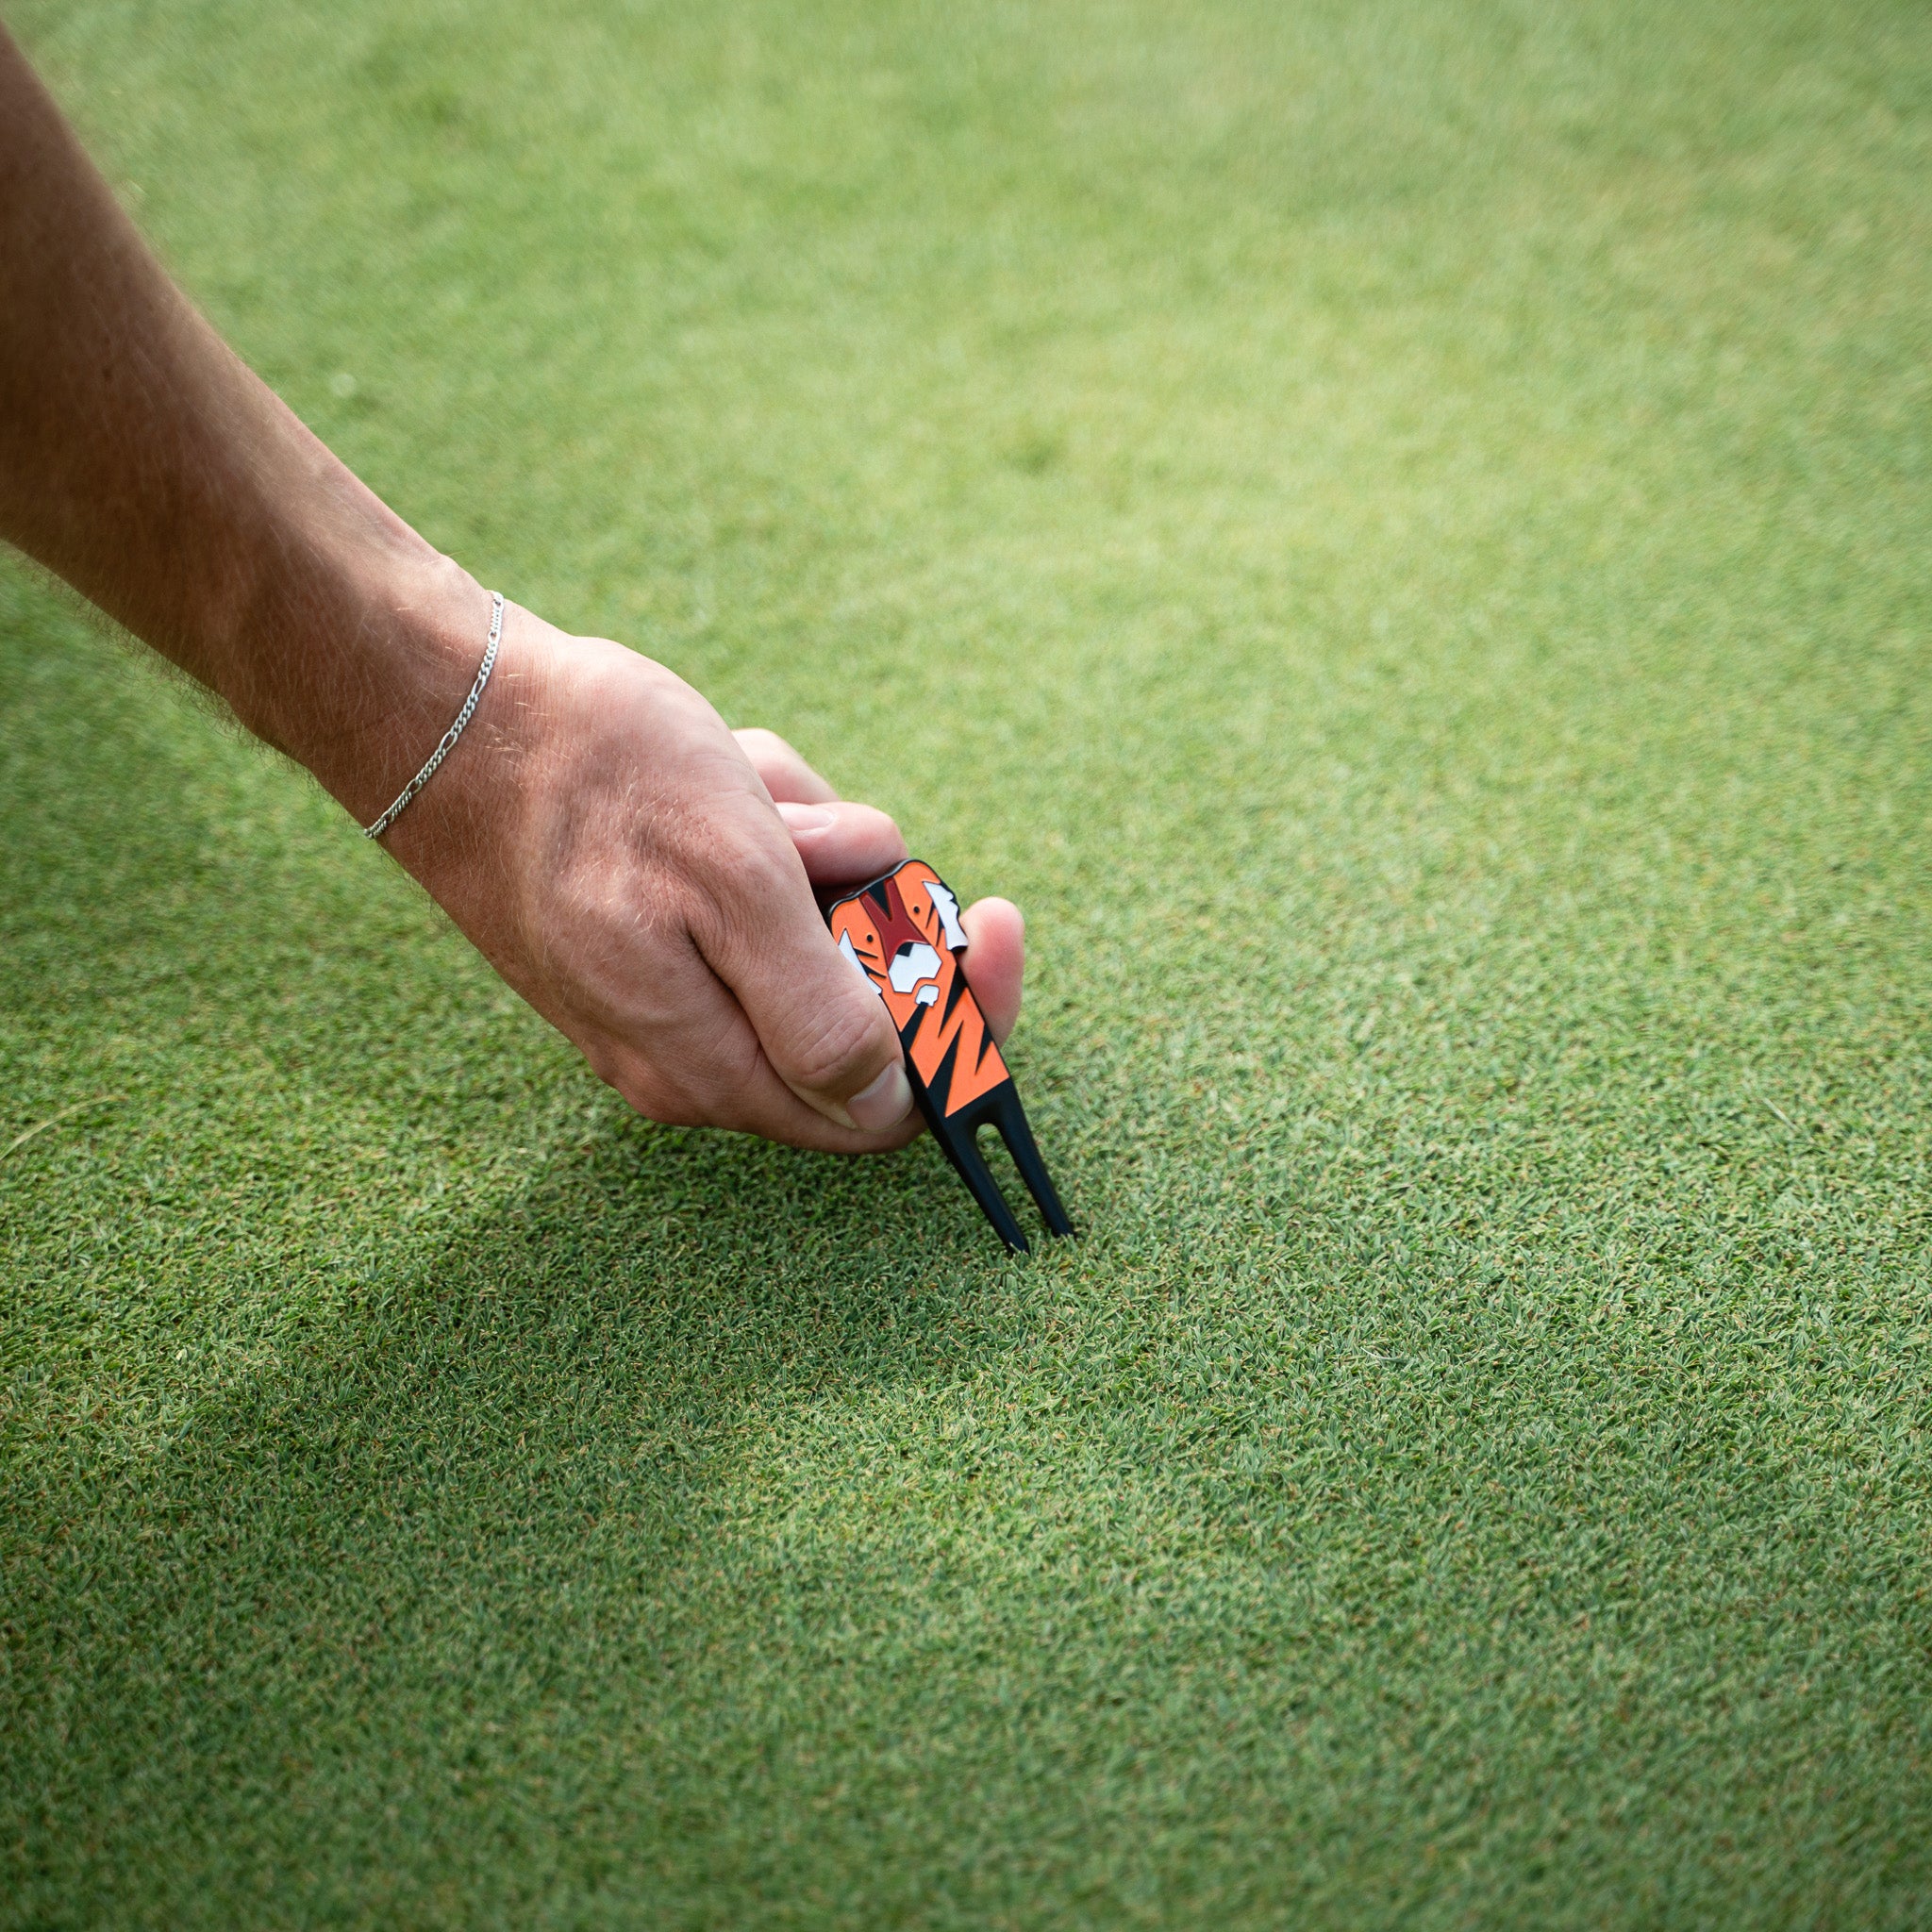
[{"x1": 218, "y1": 533, "x2": 498, "y2": 831}]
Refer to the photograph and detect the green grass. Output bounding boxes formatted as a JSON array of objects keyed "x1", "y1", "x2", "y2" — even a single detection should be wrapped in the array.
[{"x1": 4, "y1": 0, "x2": 1931, "y2": 1923}]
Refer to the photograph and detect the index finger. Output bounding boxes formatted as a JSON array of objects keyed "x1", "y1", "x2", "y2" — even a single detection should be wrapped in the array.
[{"x1": 733, "y1": 727, "x2": 838, "y2": 805}]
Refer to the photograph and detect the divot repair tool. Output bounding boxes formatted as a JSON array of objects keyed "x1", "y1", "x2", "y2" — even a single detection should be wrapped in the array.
[{"x1": 825, "y1": 858, "x2": 1074, "y2": 1254}]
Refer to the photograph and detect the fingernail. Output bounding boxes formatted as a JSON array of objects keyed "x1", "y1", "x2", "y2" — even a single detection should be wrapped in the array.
[
  {"x1": 779, "y1": 803, "x2": 837, "y2": 834},
  {"x1": 846, "y1": 1060, "x2": 913, "y2": 1131}
]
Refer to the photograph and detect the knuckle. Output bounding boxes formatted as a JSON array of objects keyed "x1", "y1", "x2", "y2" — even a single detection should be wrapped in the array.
[
  {"x1": 579, "y1": 1037, "x2": 623, "y2": 1089},
  {"x1": 732, "y1": 726, "x2": 793, "y2": 767},
  {"x1": 608, "y1": 1058, "x2": 701, "y2": 1129},
  {"x1": 775, "y1": 989, "x2": 888, "y2": 1095},
  {"x1": 701, "y1": 827, "x2": 806, "y2": 940}
]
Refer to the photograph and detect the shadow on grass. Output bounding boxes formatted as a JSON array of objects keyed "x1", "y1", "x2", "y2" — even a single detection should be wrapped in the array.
[
  {"x1": 3, "y1": 1094, "x2": 1041, "y2": 1913},
  {"x1": 3, "y1": 597, "x2": 1041, "y2": 1891}
]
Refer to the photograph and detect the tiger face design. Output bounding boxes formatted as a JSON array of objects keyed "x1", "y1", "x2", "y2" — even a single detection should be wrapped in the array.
[{"x1": 828, "y1": 859, "x2": 1009, "y2": 1118}]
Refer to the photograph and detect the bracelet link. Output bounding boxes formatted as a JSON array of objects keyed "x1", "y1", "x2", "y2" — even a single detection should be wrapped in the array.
[{"x1": 362, "y1": 590, "x2": 504, "y2": 840}]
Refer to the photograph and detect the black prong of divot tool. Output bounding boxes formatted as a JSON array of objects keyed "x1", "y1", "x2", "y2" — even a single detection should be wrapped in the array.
[
  {"x1": 924, "y1": 1095, "x2": 1031, "y2": 1254},
  {"x1": 989, "y1": 1087, "x2": 1074, "y2": 1239}
]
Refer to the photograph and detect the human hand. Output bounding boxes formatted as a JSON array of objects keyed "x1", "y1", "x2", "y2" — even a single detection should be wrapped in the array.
[
  {"x1": 386, "y1": 599, "x2": 1024, "y2": 1153},
  {"x1": 0, "y1": 29, "x2": 1018, "y2": 1150}
]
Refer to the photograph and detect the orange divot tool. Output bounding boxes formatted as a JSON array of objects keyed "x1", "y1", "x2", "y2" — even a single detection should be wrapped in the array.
[{"x1": 825, "y1": 858, "x2": 1074, "y2": 1253}]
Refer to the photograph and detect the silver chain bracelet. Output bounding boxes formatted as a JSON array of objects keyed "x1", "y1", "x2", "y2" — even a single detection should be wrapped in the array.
[{"x1": 362, "y1": 590, "x2": 505, "y2": 840}]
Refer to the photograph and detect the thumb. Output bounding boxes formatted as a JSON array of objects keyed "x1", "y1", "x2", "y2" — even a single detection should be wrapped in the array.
[{"x1": 697, "y1": 813, "x2": 914, "y2": 1134}]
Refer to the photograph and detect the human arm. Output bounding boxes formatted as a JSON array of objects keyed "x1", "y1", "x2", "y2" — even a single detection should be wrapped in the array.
[{"x1": 0, "y1": 25, "x2": 1022, "y2": 1149}]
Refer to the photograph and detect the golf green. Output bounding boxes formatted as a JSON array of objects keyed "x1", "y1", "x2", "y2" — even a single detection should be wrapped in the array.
[{"x1": 4, "y1": 0, "x2": 1929, "y2": 1923}]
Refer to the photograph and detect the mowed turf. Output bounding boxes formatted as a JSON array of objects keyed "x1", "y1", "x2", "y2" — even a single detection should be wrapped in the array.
[{"x1": 4, "y1": 0, "x2": 1930, "y2": 1923}]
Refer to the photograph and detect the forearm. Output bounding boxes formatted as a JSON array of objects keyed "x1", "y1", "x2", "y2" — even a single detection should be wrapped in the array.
[
  {"x1": 0, "y1": 27, "x2": 994, "y2": 1152},
  {"x1": 0, "y1": 25, "x2": 484, "y2": 824}
]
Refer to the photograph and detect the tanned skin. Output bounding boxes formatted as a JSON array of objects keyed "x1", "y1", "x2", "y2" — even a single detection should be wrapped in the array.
[{"x1": 0, "y1": 25, "x2": 1024, "y2": 1151}]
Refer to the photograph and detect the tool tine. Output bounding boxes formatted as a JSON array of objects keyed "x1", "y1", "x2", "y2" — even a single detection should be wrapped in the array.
[
  {"x1": 929, "y1": 1109, "x2": 1031, "y2": 1253},
  {"x1": 992, "y1": 1090, "x2": 1075, "y2": 1240}
]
